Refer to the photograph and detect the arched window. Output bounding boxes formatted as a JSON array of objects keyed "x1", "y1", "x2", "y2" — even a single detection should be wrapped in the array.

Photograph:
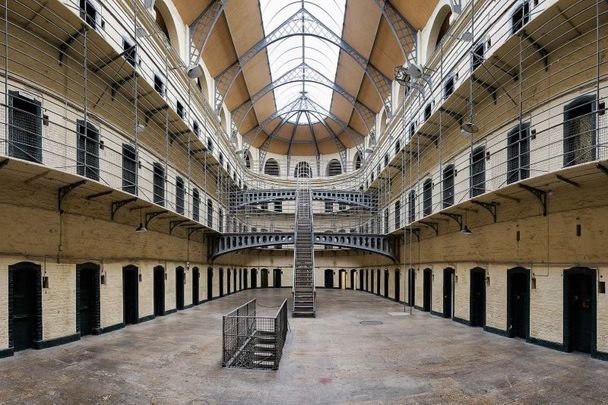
[
  {"x1": 207, "y1": 199, "x2": 213, "y2": 228},
  {"x1": 175, "y1": 176, "x2": 184, "y2": 214},
  {"x1": 408, "y1": 190, "x2": 416, "y2": 223},
  {"x1": 192, "y1": 188, "x2": 200, "y2": 222},
  {"x1": 507, "y1": 123, "x2": 530, "y2": 184},
  {"x1": 423, "y1": 179, "x2": 433, "y2": 216},
  {"x1": 427, "y1": 5, "x2": 452, "y2": 58},
  {"x1": 326, "y1": 159, "x2": 342, "y2": 176},
  {"x1": 354, "y1": 151, "x2": 363, "y2": 170},
  {"x1": 122, "y1": 143, "x2": 137, "y2": 195},
  {"x1": 264, "y1": 158, "x2": 280, "y2": 176},
  {"x1": 153, "y1": 163, "x2": 165, "y2": 206},
  {"x1": 152, "y1": 1, "x2": 179, "y2": 53},
  {"x1": 470, "y1": 146, "x2": 486, "y2": 197},
  {"x1": 563, "y1": 95, "x2": 596, "y2": 167},
  {"x1": 394, "y1": 200, "x2": 401, "y2": 229},
  {"x1": 442, "y1": 165, "x2": 455, "y2": 208},
  {"x1": 244, "y1": 151, "x2": 252, "y2": 169},
  {"x1": 154, "y1": 5, "x2": 170, "y2": 43},
  {"x1": 294, "y1": 161, "x2": 312, "y2": 178}
]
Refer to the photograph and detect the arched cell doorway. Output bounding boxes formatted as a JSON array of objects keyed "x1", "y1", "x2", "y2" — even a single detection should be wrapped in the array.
[
  {"x1": 339, "y1": 269, "x2": 347, "y2": 289},
  {"x1": 154, "y1": 266, "x2": 165, "y2": 316},
  {"x1": 359, "y1": 270, "x2": 364, "y2": 291},
  {"x1": 507, "y1": 267, "x2": 530, "y2": 339},
  {"x1": 470, "y1": 268, "x2": 486, "y2": 327},
  {"x1": 76, "y1": 262, "x2": 100, "y2": 336},
  {"x1": 9, "y1": 262, "x2": 42, "y2": 351},
  {"x1": 564, "y1": 267, "x2": 596, "y2": 354},
  {"x1": 175, "y1": 267, "x2": 185, "y2": 310},
  {"x1": 423, "y1": 269, "x2": 432, "y2": 312},
  {"x1": 443, "y1": 268, "x2": 455, "y2": 318},
  {"x1": 408, "y1": 269, "x2": 416, "y2": 307},
  {"x1": 273, "y1": 269, "x2": 282, "y2": 288},
  {"x1": 122, "y1": 265, "x2": 139, "y2": 325},
  {"x1": 251, "y1": 268, "x2": 258, "y2": 288},
  {"x1": 192, "y1": 267, "x2": 200, "y2": 305},
  {"x1": 219, "y1": 268, "x2": 224, "y2": 296},
  {"x1": 394, "y1": 269, "x2": 400, "y2": 302},
  {"x1": 260, "y1": 269, "x2": 269, "y2": 288},
  {"x1": 207, "y1": 267, "x2": 213, "y2": 300},
  {"x1": 324, "y1": 269, "x2": 334, "y2": 288},
  {"x1": 384, "y1": 269, "x2": 389, "y2": 298}
]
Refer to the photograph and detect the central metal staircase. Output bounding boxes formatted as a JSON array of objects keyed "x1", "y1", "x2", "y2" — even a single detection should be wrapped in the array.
[{"x1": 292, "y1": 180, "x2": 315, "y2": 317}]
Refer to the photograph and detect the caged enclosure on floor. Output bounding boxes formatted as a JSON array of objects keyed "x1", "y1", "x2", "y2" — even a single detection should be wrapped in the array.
[{"x1": 222, "y1": 299, "x2": 288, "y2": 370}]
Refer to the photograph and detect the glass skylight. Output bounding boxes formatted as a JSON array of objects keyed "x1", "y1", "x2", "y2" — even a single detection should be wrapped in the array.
[{"x1": 259, "y1": 0, "x2": 346, "y2": 123}]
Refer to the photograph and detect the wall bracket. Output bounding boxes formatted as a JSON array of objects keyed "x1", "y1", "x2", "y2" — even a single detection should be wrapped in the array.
[
  {"x1": 111, "y1": 198, "x2": 137, "y2": 220},
  {"x1": 58, "y1": 180, "x2": 86, "y2": 213},
  {"x1": 471, "y1": 201, "x2": 498, "y2": 223},
  {"x1": 519, "y1": 184, "x2": 548, "y2": 216}
]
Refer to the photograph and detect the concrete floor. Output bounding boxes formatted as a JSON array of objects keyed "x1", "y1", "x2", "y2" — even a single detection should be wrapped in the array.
[{"x1": 1, "y1": 289, "x2": 608, "y2": 404}]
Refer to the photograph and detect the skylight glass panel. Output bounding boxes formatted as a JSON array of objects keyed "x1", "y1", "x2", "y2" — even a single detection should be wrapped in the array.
[{"x1": 260, "y1": 0, "x2": 346, "y2": 123}]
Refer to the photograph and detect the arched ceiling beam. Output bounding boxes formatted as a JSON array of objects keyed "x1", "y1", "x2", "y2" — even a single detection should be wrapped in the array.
[
  {"x1": 213, "y1": 8, "x2": 393, "y2": 115},
  {"x1": 257, "y1": 108, "x2": 300, "y2": 171},
  {"x1": 372, "y1": 0, "x2": 417, "y2": 63},
  {"x1": 188, "y1": 0, "x2": 227, "y2": 69},
  {"x1": 231, "y1": 62, "x2": 375, "y2": 133},
  {"x1": 188, "y1": 0, "x2": 417, "y2": 72}
]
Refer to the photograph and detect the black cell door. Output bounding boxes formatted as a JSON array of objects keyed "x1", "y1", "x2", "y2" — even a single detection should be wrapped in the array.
[
  {"x1": 273, "y1": 269, "x2": 282, "y2": 288},
  {"x1": 423, "y1": 269, "x2": 432, "y2": 312},
  {"x1": 11, "y1": 263, "x2": 41, "y2": 351},
  {"x1": 359, "y1": 270, "x2": 364, "y2": 290},
  {"x1": 408, "y1": 269, "x2": 416, "y2": 306},
  {"x1": 384, "y1": 270, "x2": 389, "y2": 298},
  {"x1": 176, "y1": 267, "x2": 185, "y2": 310},
  {"x1": 565, "y1": 268, "x2": 595, "y2": 353},
  {"x1": 261, "y1": 270, "x2": 269, "y2": 288},
  {"x1": 394, "y1": 270, "x2": 400, "y2": 302},
  {"x1": 77, "y1": 264, "x2": 99, "y2": 336},
  {"x1": 508, "y1": 269, "x2": 529, "y2": 338},
  {"x1": 244, "y1": 269, "x2": 248, "y2": 289},
  {"x1": 207, "y1": 268, "x2": 213, "y2": 300},
  {"x1": 227, "y1": 270, "x2": 231, "y2": 294},
  {"x1": 376, "y1": 271, "x2": 381, "y2": 295},
  {"x1": 252, "y1": 269, "x2": 258, "y2": 288},
  {"x1": 154, "y1": 266, "x2": 165, "y2": 316},
  {"x1": 192, "y1": 268, "x2": 200, "y2": 305},
  {"x1": 324, "y1": 270, "x2": 333, "y2": 288},
  {"x1": 122, "y1": 266, "x2": 139, "y2": 325},
  {"x1": 219, "y1": 269, "x2": 224, "y2": 296},
  {"x1": 470, "y1": 268, "x2": 486, "y2": 327},
  {"x1": 443, "y1": 268, "x2": 454, "y2": 318}
]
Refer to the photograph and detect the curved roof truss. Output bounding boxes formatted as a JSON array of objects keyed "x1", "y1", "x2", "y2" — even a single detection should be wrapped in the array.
[
  {"x1": 231, "y1": 62, "x2": 376, "y2": 133},
  {"x1": 213, "y1": 7, "x2": 393, "y2": 114}
]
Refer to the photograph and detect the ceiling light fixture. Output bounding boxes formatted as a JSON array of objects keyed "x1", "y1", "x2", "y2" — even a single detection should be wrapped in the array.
[
  {"x1": 460, "y1": 121, "x2": 479, "y2": 135},
  {"x1": 136, "y1": 208, "x2": 147, "y2": 233},
  {"x1": 135, "y1": 122, "x2": 146, "y2": 134},
  {"x1": 394, "y1": 65, "x2": 410, "y2": 87},
  {"x1": 187, "y1": 65, "x2": 204, "y2": 79}
]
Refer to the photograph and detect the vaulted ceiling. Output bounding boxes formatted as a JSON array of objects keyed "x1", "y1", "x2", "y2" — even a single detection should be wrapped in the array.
[{"x1": 174, "y1": 0, "x2": 438, "y2": 156}]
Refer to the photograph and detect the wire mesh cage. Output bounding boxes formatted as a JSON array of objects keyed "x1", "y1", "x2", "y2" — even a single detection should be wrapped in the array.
[{"x1": 222, "y1": 299, "x2": 288, "y2": 370}]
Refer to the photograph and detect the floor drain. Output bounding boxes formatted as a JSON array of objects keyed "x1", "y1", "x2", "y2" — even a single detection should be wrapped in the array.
[{"x1": 360, "y1": 320, "x2": 383, "y2": 325}]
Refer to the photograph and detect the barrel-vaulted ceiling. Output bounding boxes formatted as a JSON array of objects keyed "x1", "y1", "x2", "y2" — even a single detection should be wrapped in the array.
[{"x1": 173, "y1": 0, "x2": 437, "y2": 157}]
